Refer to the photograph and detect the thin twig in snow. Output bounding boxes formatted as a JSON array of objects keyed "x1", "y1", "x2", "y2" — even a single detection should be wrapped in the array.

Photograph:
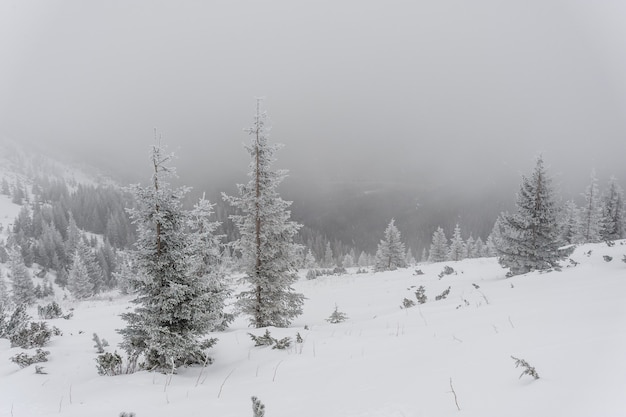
[
  {"x1": 508, "y1": 316, "x2": 515, "y2": 328},
  {"x1": 272, "y1": 360, "x2": 283, "y2": 382},
  {"x1": 449, "y1": 378, "x2": 461, "y2": 411},
  {"x1": 217, "y1": 368, "x2": 236, "y2": 398}
]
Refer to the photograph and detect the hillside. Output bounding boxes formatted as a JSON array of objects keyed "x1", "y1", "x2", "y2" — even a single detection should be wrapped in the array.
[{"x1": 1, "y1": 241, "x2": 625, "y2": 417}]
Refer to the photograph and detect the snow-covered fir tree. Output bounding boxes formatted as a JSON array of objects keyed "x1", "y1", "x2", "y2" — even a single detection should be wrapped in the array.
[
  {"x1": 474, "y1": 236, "x2": 485, "y2": 258},
  {"x1": 303, "y1": 249, "x2": 317, "y2": 269},
  {"x1": 420, "y1": 247, "x2": 427, "y2": 263},
  {"x1": 357, "y1": 251, "x2": 368, "y2": 267},
  {"x1": 186, "y1": 196, "x2": 231, "y2": 331},
  {"x1": 405, "y1": 247, "x2": 415, "y2": 266},
  {"x1": 9, "y1": 248, "x2": 35, "y2": 306},
  {"x1": 323, "y1": 242, "x2": 334, "y2": 268},
  {"x1": 465, "y1": 236, "x2": 476, "y2": 258},
  {"x1": 374, "y1": 219, "x2": 407, "y2": 271},
  {"x1": 447, "y1": 224, "x2": 465, "y2": 261},
  {"x1": 343, "y1": 253, "x2": 354, "y2": 268},
  {"x1": 67, "y1": 250, "x2": 94, "y2": 299},
  {"x1": 223, "y1": 101, "x2": 304, "y2": 328},
  {"x1": 428, "y1": 227, "x2": 448, "y2": 263},
  {"x1": 75, "y1": 240, "x2": 104, "y2": 294},
  {"x1": 559, "y1": 200, "x2": 579, "y2": 245},
  {"x1": 497, "y1": 156, "x2": 565, "y2": 276},
  {"x1": 600, "y1": 176, "x2": 624, "y2": 241},
  {"x1": 0, "y1": 271, "x2": 10, "y2": 307},
  {"x1": 576, "y1": 171, "x2": 602, "y2": 243},
  {"x1": 119, "y1": 143, "x2": 217, "y2": 370}
]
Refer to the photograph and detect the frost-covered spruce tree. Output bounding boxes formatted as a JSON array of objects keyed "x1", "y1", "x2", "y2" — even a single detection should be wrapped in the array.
[
  {"x1": 223, "y1": 100, "x2": 304, "y2": 328},
  {"x1": 600, "y1": 176, "x2": 625, "y2": 241},
  {"x1": 497, "y1": 156, "x2": 565, "y2": 276},
  {"x1": 9, "y1": 248, "x2": 35, "y2": 306},
  {"x1": 186, "y1": 196, "x2": 231, "y2": 331},
  {"x1": 323, "y1": 242, "x2": 334, "y2": 268},
  {"x1": 119, "y1": 143, "x2": 216, "y2": 371},
  {"x1": 67, "y1": 251, "x2": 94, "y2": 299},
  {"x1": 374, "y1": 219, "x2": 407, "y2": 271},
  {"x1": 559, "y1": 200, "x2": 579, "y2": 245},
  {"x1": 428, "y1": 227, "x2": 448, "y2": 263},
  {"x1": 576, "y1": 171, "x2": 602, "y2": 243},
  {"x1": 447, "y1": 224, "x2": 465, "y2": 261}
]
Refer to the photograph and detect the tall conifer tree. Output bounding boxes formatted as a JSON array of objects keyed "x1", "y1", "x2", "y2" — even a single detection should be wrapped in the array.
[
  {"x1": 223, "y1": 100, "x2": 304, "y2": 328},
  {"x1": 497, "y1": 157, "x2": 565, "y2": 276},
  {"x1": 119, "y1": 143, "x2": 216, "y2": 370},
  {"x1": 374, "y1": 219, "x2": 407, "y2": 271}
]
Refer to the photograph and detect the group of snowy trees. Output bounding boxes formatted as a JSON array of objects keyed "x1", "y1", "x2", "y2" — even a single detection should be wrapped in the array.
[
  {"x1": 427, "y1": 225, "x2": 495, "y2": 263},
  {"x1": 495, "y1": 157, "x2": 625, "y2": 276},
  {"x1": 119, "y1": 101, "x2": 304, "y2": 370}
]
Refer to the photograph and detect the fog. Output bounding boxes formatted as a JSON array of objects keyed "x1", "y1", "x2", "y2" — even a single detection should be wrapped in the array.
[{"x1": 2, "y1": 0, "x2": 626, "y2": 199}]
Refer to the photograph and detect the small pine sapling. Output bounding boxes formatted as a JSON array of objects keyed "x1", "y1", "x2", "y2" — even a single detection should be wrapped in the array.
[
  {"x1": 401, "y1": 298, "x2": 416, "y2": 309},
  {"x1": 295, "y1": 332, "x2": 303, "y2": 343},
  {"x1": 93, "y1": 333, "x2": 106, "y2": 353},
  {"x1": 435, "y1": 287, "x2": 451, "y2": 301},
  {"x1": 119, "y1": 413, "x2": 136, "y2": 417},
  {"x1": 272, "y1": 337, "x2": 292, "y2": 350},
  {"x1": 511, "y1": 356, "x2": 540, "y2": 380},
  {"x1": 37, "y1": 301, "x2": 64, "y2": 319},
  {"x1": 35, "y1": 365, "x2": 47, "y2": 374},
  {"x1": 326, "y1": 305, "x2": 348, "y2": 324},
  {"x1": 251, "y1": 396, "x2": 265, "y2": 417},
  {"x1": 414, "y1": 286, "x2": 427, "y2": 304},
  {"x1": 603, "y1": 255, "x2": 613, "y2": 262},
  {"x1": 249, "y1": 329, "x2": 275, "y2": 347}
]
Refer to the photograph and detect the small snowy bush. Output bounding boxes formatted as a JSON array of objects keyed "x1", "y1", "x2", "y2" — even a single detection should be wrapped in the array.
[
  {"x1": 251, "y1": 396, "x2": 265, "y2": 417},
  {"x1": 249, "y1": 329, "x2": 275, "y2": 347},
  {"x1": 37, "y1": 301, "x2": 63, "y2": 319},
  {"x1": 326, "y1": 305, "x2": 348, "y2": 324},
  {"x1": 438, "y1": 266, "x2": 455, "y2": 278},
  {"x1": 511, "y1": 356, "x2": 540, "y2": 380},
  {"x1": 10, "y1": 321, "x2": 54, "y2": 349},
  {"x1": 401, "y1": 298, "x2": 416, "y2": 309},
  {"x1": 414, "y1": 286, "x2": 427, "y2": 304},
  {"x1": 96, "y1": 351, "x2": 124, "y2": 376},
  {"x1": 10, "y1": 349, "x2": 50, "y2": 368},
  {"x1": 306, "y1": 269, "x2": 317, "y2": 280},
  {"x1": 272, "y1": 337, "x2": 292, "y2": 350},
  {"x1": 435, "y1": 286, "x2": 451, "y2": 301},
  {"x1": 119, "y1": 413, "x2": 136, "y2": 417},
  {"x1": 603, "y1": 255, "x2": 613, "y2": 262}
]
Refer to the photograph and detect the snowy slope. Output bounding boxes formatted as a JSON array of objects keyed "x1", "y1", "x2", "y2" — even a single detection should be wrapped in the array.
[{"x1": 1, "y1": 243, "x2": 626, "y2": 417}]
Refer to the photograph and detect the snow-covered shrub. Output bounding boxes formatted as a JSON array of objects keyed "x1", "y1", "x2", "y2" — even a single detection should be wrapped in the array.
[
  {"x1": 37, "y1": 301, "x2": 64, "y2": 319},
  {"x1": 401, "y1": 298, "x2": 416, "y2": 309},
  {"x1": 326, "y1": 305, "x2": 348, "y2": 324},
  {"x1": 119, "y1": 412, "x2": 136, "y2": 417},
  {"x1": 251, "y1": 396, "x2": 265, "y2": 417},
  {"x1": 415, "y1": 286, "x2": 427, "y2": 304},
  {"x1": 272, "y1": 337, "x2": 292, "y2": 350},
  {"x1": 511, "y1": 356, "x2": 540, "y2": 380},
  {"x1": 306, "y1": 270, "x2": 317, "y2": 280},
  {"x1": 249, "y1": 329, "x2": 275, "y2": 347},
  {"x1": 603, "y1": 255, "x2": 613, "y2": 262},
  {"x1": 413, "y1": 269, "x2": 424, "y2": 275},
  {"x1": 10, "y1": 321, "x2": 54, "y2": 349},
  {"x1": 435, "y1": 287, "x2": 451, "y2": 301},
  {"x1": 95, "y1": 351, "x2": 123, "y2": 376},
  {"x1": 295, "y1": 332, "x2": 303, "y2": 344},
  {"x1": 35, "y1": 365, "x2": 47, "y2": 374},
  {"x1": 4, "y1": 304, "x2": 29, "y2": 339},
  {"x1": 438, "y1": 266, "x2": 455, "y2": 278},
  {"x1": 10, "y1": 349, "x2": 50, "y2": 368}
]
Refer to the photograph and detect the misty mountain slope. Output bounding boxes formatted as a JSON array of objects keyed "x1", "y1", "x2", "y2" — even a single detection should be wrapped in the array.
[{"x1": 1, "y1": 242, "x2": 625, "y2": 417}]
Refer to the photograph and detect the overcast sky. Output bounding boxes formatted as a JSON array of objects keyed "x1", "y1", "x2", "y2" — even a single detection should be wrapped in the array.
[{"x1": 1, "y1": 0, "x2": 626, "y2": 196}]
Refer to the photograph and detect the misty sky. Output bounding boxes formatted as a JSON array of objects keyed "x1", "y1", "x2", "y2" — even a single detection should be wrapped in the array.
[{"x1": 1, "y1": 0, "x2": 626, "y2": 196}]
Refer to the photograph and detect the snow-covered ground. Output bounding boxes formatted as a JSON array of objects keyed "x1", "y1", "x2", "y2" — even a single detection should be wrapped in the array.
[{"x1": 1, "y1": 243, "x2": 626, "y2": 417}]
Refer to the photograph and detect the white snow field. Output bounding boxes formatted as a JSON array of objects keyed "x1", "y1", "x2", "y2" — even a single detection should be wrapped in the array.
[{"x1": 1, "y1": 242, "x2": 626, "y2": 417}]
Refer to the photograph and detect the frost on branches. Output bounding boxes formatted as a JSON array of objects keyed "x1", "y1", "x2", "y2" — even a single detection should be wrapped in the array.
[
  {"x1": 497, "y1": 156, "x2": 566, "y2": 276},
  {"x1": 223, "y1": 100, "x2": 304, "y2": 328},
  {"x1": 118, "y1": 143, "x2": 221, "y2": 371},
  {"x1": 374, "y1": 219, "x2": 407, "y2": 271}
]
